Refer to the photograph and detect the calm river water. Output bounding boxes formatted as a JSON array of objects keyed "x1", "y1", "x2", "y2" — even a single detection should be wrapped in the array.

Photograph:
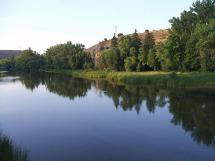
[{"x1": 0, "y1": 73, "x2": 215, "y2": 161}]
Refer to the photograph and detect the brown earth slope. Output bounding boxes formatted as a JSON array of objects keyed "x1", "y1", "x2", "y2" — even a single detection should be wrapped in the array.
[{"x1": 86, "y1": 29, "x2": 169, "y2": 55}]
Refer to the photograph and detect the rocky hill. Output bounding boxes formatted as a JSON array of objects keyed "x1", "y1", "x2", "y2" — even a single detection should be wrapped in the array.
[
  {"x1": 86, "y1": 29, "x2": 169, "y2": 55},
  {"x1": 0, "y1": 50, "x2": 22, "y2": 59}
]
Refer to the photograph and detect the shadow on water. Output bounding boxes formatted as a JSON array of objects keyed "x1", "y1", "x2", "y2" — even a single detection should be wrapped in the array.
[
  {"x1": 0, "y1": 132, "x2": 29, "y2": 161},
  {"x1": 18, "y1": 72, "x2": 92, "y2": 100},
  {"x1": 2, "y1": 72, "x2": 215, "y2": 149}
]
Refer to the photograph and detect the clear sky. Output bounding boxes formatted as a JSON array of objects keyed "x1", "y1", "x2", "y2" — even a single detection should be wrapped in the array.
[{"x1": 0, "y1": 0, "x2": 195, "y2": 53}]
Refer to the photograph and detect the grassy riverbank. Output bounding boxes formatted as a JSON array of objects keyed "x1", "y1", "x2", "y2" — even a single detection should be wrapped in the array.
[{"x1": 44, "y1": 70, "x2": 215, "y2": 88}]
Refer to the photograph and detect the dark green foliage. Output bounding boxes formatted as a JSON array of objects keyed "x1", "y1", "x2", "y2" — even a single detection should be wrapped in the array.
[
  {"x1": 164, "y1": 0, "x2": 215, "y2": 72},
  {"x1": 0, "y1": 48, "x2": 46, "y2": 72},
  {"x1": 147, "y1": 49, "x2": 159, "y2": 70},
  {"x1": 142, "y1": 30, "x2": 155, "y2": 57},
  {"x1": 45, "y1": 41, "x2": 93, "y2": 70},
  {"x1": 98, "y1": 29, "x2": 157, "y2": 72},
  {"x1": 15, "y1": 49, "x2": 46, "y2": 72},
  {"x1": 124, "y1": 56, "x2": 138, "y2": 71},
  {"x1": 140, "y1": 30, "x2": 156, "y2": 71},
  {"x1": 189, "y1": 20, "x2": 215, "y2": 71},
  {"x1": 99, "y1": 33, "x2": 141, "y2": 71},
  {"x1": 0, "y1": 57, "x2": 15, "y2": 71},
  {"x1": 0, "y1": 42, "x2": 94, "y2": 72},
  {"x1": 100, "y1": 48, "x2": 121, "y2": 71},
  {"x1": 129, "y1": 47, "x2": 138, "y2": 56},
  {"x1": 155, "y1": 43, "x2": 173, "y2": 70},
  {"x1": 191, "y1": 0, "x2": 215, "y2": 23},
  {"x1": 131, "y1": 29, "x2": 141, "y2": 51},
  {"x1": 118, "y1": 35, "x2": 132, "y2": 70}
]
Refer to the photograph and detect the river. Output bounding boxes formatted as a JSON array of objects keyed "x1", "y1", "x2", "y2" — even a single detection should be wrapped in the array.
[{"x1": 0, "y1": 73, "x2": 215, "y2": 161}]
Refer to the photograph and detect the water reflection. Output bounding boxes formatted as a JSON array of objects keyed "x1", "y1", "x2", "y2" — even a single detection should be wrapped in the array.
[
  {"x1": 2, "y1": 72, "x2": 215, "y2": 149},
  {"x1": 19, "y1": 73, "x2": 91, "y2": 99},
  {"x1": 169, "y1": 90, "x2": 215, "y2": 146},
  {"x1": 94, "y1": 81, "x2": 168, "y2": 113},
  {"x1": 0, "y1": 132, "x2": 29, "y2": 161}
]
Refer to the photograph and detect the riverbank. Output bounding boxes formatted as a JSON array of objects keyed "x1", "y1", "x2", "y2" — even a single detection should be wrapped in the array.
[{"x1": 44, "y1": 70, "x2": 215, "y2": 88}]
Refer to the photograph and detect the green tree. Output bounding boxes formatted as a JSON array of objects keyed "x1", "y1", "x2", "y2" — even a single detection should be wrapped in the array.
[
  {"x1": 138, "y1": 30, "x2": 156, "y2": 71},
  {"x1": 15, "y1": 48, "x2": 46, "y2": 72},
  {"x1": 124, "y1": 56, "x2": 138, "y2": 71},
  {"x1": 129, "y1": 47, "x2": 138, "y2": 57},
  {"x1": 45, "y1": 41, "x2": 93, "y2": 70},
  {"x1": 101, "y1": 48, "x2": 120, "y2": 71},
  {"x1": 165, "y1": 0, "x2": 215, "y2": 71},
  {"x1": 185, "y1": 20, "x2": 215, "y2": 71},
  {"x1": 155, "y1": 43, "x2": 173, "y2": 71},
  {"x1": 131, "y1": 29, "x2": 141, "y2": 51},
  {"x1": 142, "y1": 30, "x2": 155, "y2": 56},
  {"x1": 118, "y1": 35, "x2": 132, "y2": 70},
  {"x1": 191, "y1": 0, "x2": 215, "y2": 23},
  {"x1": 147, "y1": 48, "x2": 159, "y2": 70},
  {"x1": 0, "y1": 57, "x2": 15, "y2": 71},
  {"x1": 137, "y1": 48, "x2": 147, "y2": 71},
  {"x1": 168, "y1": 11, "x2": 197, "y2": 70}
]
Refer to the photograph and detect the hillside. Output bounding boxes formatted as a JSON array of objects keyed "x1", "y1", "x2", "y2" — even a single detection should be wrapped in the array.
[
  {"x1": 0, "y1": 50, "x2": 21, "y2": 58},
  {"x1": 86, "y1": 29, "x2": 169, "y2": 55}
]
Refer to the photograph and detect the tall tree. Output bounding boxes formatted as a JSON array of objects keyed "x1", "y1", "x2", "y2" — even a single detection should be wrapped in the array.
[
  {"x1": 165, "y1": 0, "x2": 215, "y2": 71},
  {"x1": 147, "y1": 48, "x2": 159, "y2": 71},
  {"x1": 15, "y1": 48, "x2": 46, "y2": 72},
  {"x1": 131, "y1": 29, "x2": 141, "y2": 51},
  {"x1": 118, "y1": 35, "x2": 132, "y2": 70},
  {"x1": 45, "y1": 41, "x2": 93, "y2": 70},
  {"x1": 185, "y1": 19, "x2": 215, "y2": 71},
  {"x1": 138, "y1": 30, "x2": 155, "y2": 71},
  {"x1": 101, "y1": 48, "x2": 120, "y2": 71},
  {"x1": 124, "y1": 56, "x2": 138, "y2": 71},
  {"x1": 142, "y1": 30, "x2": 155, "y2": 56}
]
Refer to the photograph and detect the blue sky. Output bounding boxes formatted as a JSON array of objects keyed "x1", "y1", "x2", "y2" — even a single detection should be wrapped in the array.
[{"x1": 0, "y1": 0, "x2": 195, "y2": 53}]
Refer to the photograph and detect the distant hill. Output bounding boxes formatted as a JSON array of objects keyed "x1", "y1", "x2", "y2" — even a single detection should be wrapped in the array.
[
  {"x1": 86, "y1": 29, "x2": 169, "y2": 55},
  {"x1": 0, "y1": 50, "x2": 22, "y2": 59}
]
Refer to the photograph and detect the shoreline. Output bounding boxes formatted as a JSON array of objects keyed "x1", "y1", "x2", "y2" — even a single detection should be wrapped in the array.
[{"x1": 44, "y1": 70, "x2": 215, "y2": 88}]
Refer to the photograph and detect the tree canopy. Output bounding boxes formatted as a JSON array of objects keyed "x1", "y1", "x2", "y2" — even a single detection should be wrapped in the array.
[{"x1": 0, "y1": 42, "x2": 94, "y2": 72}]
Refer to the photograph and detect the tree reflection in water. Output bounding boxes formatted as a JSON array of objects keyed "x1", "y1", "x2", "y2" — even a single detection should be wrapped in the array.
[
  {"x1": 0, "y1": 133, "x2": 29, "y2": 161},
  {"x1": 169, "y1": 89, "x2": 215, "y2": 147},
  {"x1": 8, "y1": 72, "x2": 215, "y2": 148}
]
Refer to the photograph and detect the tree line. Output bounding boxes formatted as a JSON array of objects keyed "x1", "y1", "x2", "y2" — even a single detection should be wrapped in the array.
[
  {"x1": 97, "y1": 29, "x2": 158, "y2": 71},
  {"x1": 0, "y1": 42, "x2": 94, "y2": 72},
  {"x1": 97, "y1": 0, "x2": 215, "y2": 72},
  {"x1": 0, "y1": 0, "x2": 214, "y2": 72}
]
